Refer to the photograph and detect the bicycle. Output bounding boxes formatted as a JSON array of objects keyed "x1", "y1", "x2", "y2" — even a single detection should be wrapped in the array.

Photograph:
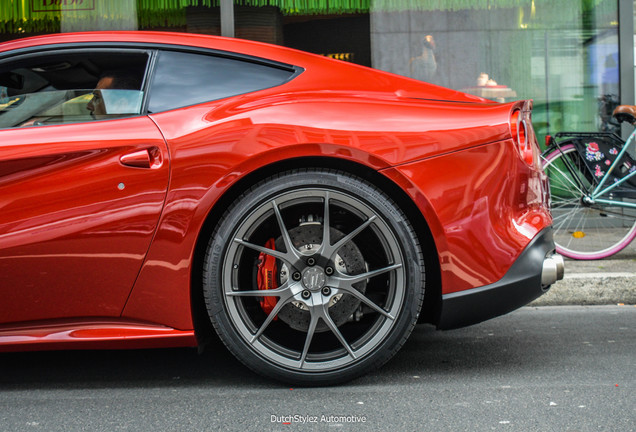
[{"x1": 541, "y1": 105, "x2": 636, "y2": 260}]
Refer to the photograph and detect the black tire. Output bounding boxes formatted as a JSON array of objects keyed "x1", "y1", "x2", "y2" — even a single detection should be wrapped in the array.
[{"x1": 203, "y1": 169, "x2": 425, "y2": 385}]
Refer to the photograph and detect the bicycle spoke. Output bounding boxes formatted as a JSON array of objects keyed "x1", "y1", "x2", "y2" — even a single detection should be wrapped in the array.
[
  {"x1": 544, "y1": 156, "x2": 588, "y2": 195},
  {"x1": 543, "y1": 144, "x2": 636, "y2": 257}
]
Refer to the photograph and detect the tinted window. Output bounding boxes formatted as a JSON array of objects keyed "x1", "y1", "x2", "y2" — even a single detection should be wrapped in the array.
[
  {"x1": 148, "y1": 50, "x2": 295, "y2": 113},
  {"x1": 0, "y1": 50, "x2": 148, "y2": 128}
]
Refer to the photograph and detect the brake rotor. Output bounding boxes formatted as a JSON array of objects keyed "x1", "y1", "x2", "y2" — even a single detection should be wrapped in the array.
[{"x1": 276, "y1": 222, "x2": 367, "y2": 333}]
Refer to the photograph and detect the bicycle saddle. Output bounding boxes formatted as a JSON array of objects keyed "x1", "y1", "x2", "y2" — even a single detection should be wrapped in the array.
[{"x1": 612, "y1": 105, "x2": 636, "y2": 124}]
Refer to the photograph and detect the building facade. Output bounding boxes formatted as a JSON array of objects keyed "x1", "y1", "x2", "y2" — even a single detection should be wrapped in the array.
[{"x1": 1, "y1": 0, "x2": 634, "y2": 142}]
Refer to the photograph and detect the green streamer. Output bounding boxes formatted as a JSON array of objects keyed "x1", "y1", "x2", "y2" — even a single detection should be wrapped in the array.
[{"x1": 0, "y1": 0, "x2": 614, "y2": 33}]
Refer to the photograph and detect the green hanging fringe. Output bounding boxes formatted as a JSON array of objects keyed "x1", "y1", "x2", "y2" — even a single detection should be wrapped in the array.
[
  {"x1": 0, "y1": 0, "x2": 614, "y2": 34},
  {"x1": 370, "y1": 0, "x2": 608, "y2": 12}
]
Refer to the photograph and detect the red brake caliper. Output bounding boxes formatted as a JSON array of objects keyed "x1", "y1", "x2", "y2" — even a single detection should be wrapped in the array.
[{"x1": 256, "y1": 238, "x2": 278, "y2": 317}]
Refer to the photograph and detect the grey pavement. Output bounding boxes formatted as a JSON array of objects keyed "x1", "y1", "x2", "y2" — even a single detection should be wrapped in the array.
[
  {"x1": 1, "y1": 306, "x2": 634, "y2": 431},
  {"x1": 531, "y1": 240, "x2": 636, "y2": 306}
]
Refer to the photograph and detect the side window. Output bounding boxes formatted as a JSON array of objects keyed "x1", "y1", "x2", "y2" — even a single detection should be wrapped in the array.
[
  {"x1": 148, "y1": 50, "x2": 296, "y2": 113},
  {"x1": 0, "y1": 50, "x2": 148, "y2": 129}
]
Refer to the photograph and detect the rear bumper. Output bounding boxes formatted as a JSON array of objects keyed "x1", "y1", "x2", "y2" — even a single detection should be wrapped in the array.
[{"x1": 437, "y1": 227, "x2": 564, "y2": 330}]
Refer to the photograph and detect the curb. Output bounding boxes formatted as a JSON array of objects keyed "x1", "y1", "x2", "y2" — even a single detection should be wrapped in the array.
[
  {"x1": 530, "y1": 272, "x2": 636, "y2": 306},
  {"x1": 530, "y1": 254, "x2": 636, "y2": 306}
]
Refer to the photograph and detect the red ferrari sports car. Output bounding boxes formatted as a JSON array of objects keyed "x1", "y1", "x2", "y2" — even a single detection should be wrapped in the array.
[{"x1": 0, "y1": 32, "x2": 563, "y2": 385}]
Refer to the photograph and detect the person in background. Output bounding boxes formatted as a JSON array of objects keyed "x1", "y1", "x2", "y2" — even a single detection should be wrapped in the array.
[
  {"x1": 87, "y1": 71, "x2": 142, "y2": 119},
  {"x1": 409, "y1": 35, "x2": 437, "y2": 83}
]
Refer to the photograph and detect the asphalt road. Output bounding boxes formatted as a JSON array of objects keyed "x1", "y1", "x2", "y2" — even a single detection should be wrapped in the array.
[{"x1": 1, "y1": 306, "x2": 634, "y2": 432}]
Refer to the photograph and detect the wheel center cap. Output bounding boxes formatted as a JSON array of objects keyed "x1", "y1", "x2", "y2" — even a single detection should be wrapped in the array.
[{"x1": 302, "y1": 267, "x2": 326, "y2": 291}]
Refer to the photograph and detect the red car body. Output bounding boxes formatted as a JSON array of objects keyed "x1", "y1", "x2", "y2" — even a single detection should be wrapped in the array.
[{"x1": 0, "y1": 32, "x2": 562, "y2": 384}]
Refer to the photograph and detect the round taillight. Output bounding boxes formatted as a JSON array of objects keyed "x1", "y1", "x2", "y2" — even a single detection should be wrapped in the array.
[
  {"x1": 511, "y1": 109, "x2": 533, "y2": 165},
  {"x1": 510, "y1": 110, "x2": 520, "y2": 139}
]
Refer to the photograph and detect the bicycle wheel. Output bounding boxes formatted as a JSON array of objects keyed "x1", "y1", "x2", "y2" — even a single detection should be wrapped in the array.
[{"x1": 542, "y1": 144, "x2": 636, "y2": 259}]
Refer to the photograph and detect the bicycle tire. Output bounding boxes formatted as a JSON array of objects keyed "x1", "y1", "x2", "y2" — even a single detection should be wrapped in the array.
[{"x1": 542, "y1": 144, "x2": 636, "y2": 259}]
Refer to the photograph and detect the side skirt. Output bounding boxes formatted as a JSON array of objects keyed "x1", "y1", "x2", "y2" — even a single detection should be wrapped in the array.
[{"x1": 0, "y1": 318, "x2": 197, "y2": 352}]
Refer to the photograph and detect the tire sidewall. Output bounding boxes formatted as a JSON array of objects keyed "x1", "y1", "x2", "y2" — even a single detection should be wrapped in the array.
[{"x1": 203, "y1": 169, "x2": 424, "y2": 385}]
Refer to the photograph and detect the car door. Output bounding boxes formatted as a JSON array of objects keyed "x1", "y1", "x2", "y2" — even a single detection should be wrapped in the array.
[{"x1": 0, "y1": 48, "x2": 169, "y2": 324}]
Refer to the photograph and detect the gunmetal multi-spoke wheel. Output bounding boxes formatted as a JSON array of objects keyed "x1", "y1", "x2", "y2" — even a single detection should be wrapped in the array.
[{"x1": 203, "y1": 169, "x2": 424, "y2": 385}]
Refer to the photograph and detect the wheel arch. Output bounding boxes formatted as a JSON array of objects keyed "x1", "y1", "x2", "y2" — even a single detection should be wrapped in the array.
[{"x1": 189, "y1": 156, "x2": 442, "y2": 347}]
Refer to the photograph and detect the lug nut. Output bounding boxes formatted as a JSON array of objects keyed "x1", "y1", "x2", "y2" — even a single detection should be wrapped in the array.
[
  {"x1": 301, "y1": 290, "x2": 311, "y2": 299},
  {"x1": 307, "y1": 257, "x2": 316, "y2": 266},
  {"x1": 325, "y1": 266, "x2": 334, "y2": 275},
  {"x1": 292, "y1": 271, "x2": 302, "y2": 281},
  {"x1": 321, "y1": 287, "x2": 331, "y2": 296}
]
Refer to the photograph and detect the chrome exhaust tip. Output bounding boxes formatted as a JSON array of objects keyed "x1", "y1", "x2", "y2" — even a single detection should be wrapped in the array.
[{"x1": 542, "y1": 253, "x2": 565, "y2": 287}]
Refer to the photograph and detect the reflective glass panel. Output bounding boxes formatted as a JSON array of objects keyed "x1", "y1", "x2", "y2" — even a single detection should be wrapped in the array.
[{"x1": 370, "y1": 0, "x2": 619, "y2": 142}]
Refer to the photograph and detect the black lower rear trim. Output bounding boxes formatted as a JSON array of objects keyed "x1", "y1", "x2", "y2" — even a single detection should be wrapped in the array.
[{"x1": 437, "y1": 227, "x2": 555, "y2": 330}]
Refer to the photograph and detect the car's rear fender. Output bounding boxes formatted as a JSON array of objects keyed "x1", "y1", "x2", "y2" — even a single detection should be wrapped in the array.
[
  {"x1": 387, "y1": 137, "x2": 552, "y2": 298},
  {"x1": 185, "y1": 154, "x2": 445, "y2": 343}
]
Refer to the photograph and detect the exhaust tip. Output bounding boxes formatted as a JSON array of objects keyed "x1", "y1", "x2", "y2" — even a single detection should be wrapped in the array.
[{"x1": 542, "y1": 253, "x2": 565, "y2": 287}]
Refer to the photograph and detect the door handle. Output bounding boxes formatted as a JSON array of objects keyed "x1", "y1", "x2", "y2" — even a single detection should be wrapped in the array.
[{"x1": 120, "y1": 147, "x2": 163, "y2": 169}]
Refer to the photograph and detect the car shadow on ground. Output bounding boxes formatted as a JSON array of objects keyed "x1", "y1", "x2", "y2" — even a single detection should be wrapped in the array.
[
  {"x1": 0, "y1": 311, "x2": 562, "y2": 390},
  {"x1": 0, "y1": 333, "x2": 270, "y2": 390}
]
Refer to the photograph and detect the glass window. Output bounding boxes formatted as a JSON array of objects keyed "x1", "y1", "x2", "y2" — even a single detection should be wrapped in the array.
[
  {"x1": 0, "y1": 50, "x2": 148, "y2": 128},
  {"x1": 147, "y1": 50, "x2": 296, "y2": 113},
  {"x1": 370, "y1": 0, "x2": 619, "y2": 143}
]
